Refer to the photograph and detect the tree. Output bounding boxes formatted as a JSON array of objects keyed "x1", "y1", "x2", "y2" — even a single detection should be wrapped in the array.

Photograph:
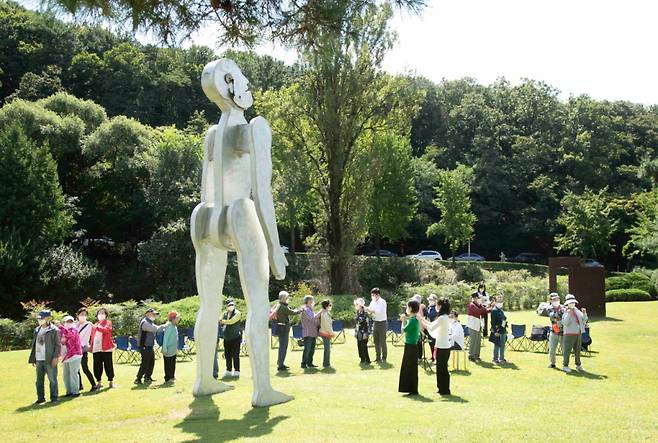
[
  {"x1": 8, "y1": 65, "x2": 64, "y2": 101},
  {"x1": 554, "y1": 187, "x2": 618, "y2": 259},
  {"x1": 366, "y1": 131, "x2": 417, "y2": 255},
  {"x1": 427, "y1": 165, "x2": 477, "y2": 265},
  {"x1": 44, "y1": 0, "x2": 425, "y2": 46}
]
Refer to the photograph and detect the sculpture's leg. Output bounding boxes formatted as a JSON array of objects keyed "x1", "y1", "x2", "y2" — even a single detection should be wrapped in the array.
[
  {"x1": 228, "y1": 199, "x2": 293, "y2": 407},
  {"x1": 192, "y1": 242, "x2": 234, "y2": 396}
]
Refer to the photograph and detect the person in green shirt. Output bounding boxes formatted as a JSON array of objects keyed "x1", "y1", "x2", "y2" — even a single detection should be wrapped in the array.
[
  {"x1": 398, "y1": 299, "x2": 421, "y2": 396},
  {"x1": 161, "y1": 311, "x2": 179, "y2": 383}
]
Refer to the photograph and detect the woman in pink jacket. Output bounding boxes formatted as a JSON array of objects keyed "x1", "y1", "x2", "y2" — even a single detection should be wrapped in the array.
[{"x1": 59, "y1": 316, "x2": 83, "y2": 397}]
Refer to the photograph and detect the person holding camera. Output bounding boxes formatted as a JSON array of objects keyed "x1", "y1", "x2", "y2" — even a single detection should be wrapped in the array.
[{"x1": 561, "y1": 294, "x2": 588, "y2": 373}]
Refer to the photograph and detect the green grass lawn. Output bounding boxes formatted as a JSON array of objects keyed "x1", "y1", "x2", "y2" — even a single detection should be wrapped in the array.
[{"x1": 1, "y1": 302, "x2": 657, "y2": 442}]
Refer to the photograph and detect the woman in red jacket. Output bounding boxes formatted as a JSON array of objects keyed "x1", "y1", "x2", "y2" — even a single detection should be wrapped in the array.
[{"x1": 90, "y1": 307, "x2": 115, "y2": 389}]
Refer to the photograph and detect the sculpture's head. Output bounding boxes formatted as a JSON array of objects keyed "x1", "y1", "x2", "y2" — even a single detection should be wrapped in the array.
[{"x1": 201, "y1": 58, "x2": 253, "y2": 112}]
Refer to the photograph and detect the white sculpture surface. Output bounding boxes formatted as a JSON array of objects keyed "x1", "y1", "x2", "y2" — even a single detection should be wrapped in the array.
[{"x1": 191, "y1": 58, "x2": 291, "y2": 407}]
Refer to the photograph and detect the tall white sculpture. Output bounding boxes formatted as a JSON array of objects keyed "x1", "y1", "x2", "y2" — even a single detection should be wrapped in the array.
[{"x1": 191, "y1": 58, "x2": 292, "y2": 407}]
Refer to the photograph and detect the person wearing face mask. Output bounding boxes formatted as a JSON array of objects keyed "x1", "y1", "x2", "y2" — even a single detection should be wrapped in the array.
[
  {"x1": 472, "y1": 283, "x2": 490, "y2": 338},
  {"x1": 220, "y1": 300, "x2": 242, "y2": 378},
  {"x1": 490, "y1": 295, "x2": 508, "y2": 364},
  {"x1": 300, "y1": 295, "x2": 321, "y2": 369},
  {"x1": 546, "y1": 293, "x2": 564, "y2": 369},
  {"x1": 162, "y1": 311, "x2": 180, "y2": 383},
  {"x1": 448, "y1": 311, "x2": 465, "y2": 351},
  {"x1": 90, "y1": 307, "x2": 114, "y2": 390},
  {"x1": 29, "y1": 310, "x2": 61, "y2": 404},
  {"x1": 398, "y1": 300, "x2": 421, "y2": 396},
  {"x1": 466, "y1": 293, "x2": 491, "y2": 362},
  {"x1": 423, "y1": 298, "x2": 452, "y2": 396},
  {"x1": 274, "y1": 291, "x2": 302, "y2": 372},
  {"x1": 561, "y1": 294, "x2": 588, "y2": 373},
  {"x1": 75, "y1": 308, "x2": 96, "y2": 392},
  {"x1": 318, "y1": 300, "x2": 335, "y2": 369},
  {"x1": 424, "y1": 294, "x2": 439, "y2": 358},
  {"x1": 58, "y1": 316, "x2": 83, "y2": 398},
  {"x1": 365, "y1": 288, "x2": 388, "y2": 363},
  {"x1": 354, "y1": 298, "x2": 371, "y2": 365},
  {"x1": 135, "y1": 308, "x2": 166, "y2": 384}
]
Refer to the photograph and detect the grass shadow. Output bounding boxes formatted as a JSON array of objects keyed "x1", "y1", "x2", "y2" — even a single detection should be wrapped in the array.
[
  {"x1": 439, "y1": 394, "x2": 468, "y2": 403},
  {"x1": 474, "y1": 361, "x2": 495, "y2": 369},
  {"x1": 591, "y1": 317, "x2": 623, "y2": 323},
  {"x1": 359, "y1": 364, "x2": 375, "y2": 371},
  {"x1": 499, "y1": 362, "x2": 520, "y2": 371},
  {"x1": 378, "y1": 361, "x2": 394, "y2": 370},
  {"x1": 15, "y1": 400, "x2": 59, "y2": 413},
  {"x1": 274, "y1": 371, "x2": 294, "y2": 378},
  {"x1": 320, "y1": 367, "x2": 336, "y2": 374},
  {"x1": 450, "y1": 369, "x2": 471, "y2": 376},
  {"x1": 175, "y1": 396, "x2": 289, "y2": 442},
  {"x1": 567, "y1": 370, "x2": 608, "y2": 380},
  {"x1": 404, "y1": 393, "x2": 433, "y2": 403}
]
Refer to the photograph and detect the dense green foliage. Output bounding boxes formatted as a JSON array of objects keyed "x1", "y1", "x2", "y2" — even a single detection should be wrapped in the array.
[
  {"x1": 605, "y1": 288, "x2": 652, "y2": 302},
  {"x1": 605, "y1": 272, "x2": 656, "y2": 297}
]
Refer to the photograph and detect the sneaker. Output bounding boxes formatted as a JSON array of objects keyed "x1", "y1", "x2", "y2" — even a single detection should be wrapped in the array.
[
  {"x1": 282, "y1": 365, "x2": 290, "y2": 370},
  {"x1": 301, "y1": 364, "x2": 307, "y2": 369},
  {"x1": 34, "y1": 399, "x2": 46, "y2": 405},
  {"x1": 277, "y1": 366, "x2": 288, "y2": 371},
  {"x1": 499, "y1": 359, "x2": 508, "y2": 364},
  {"x1": 308, "y1": 363, "x2": 318, "y2": 368},
  {"x1": 144, "y1": 378, "x2": 156, "y2": 383},
  {"x1": 232, "y1": 371, "x2": 240, "y2": 377},
  {"x1": 548, "y1": 363, "x2": 556, "y2": 368},
  {"x1": 493, "y1": 359, "x2": 499, "y2": 364},
  {"x1": 223, "y1": 370, "x2": 232, "y2": 378},
  {"x1": 90, "y1": 385, "x2": 98, "y2": 392},
  {"x1": 563, "y1": 366, "x2": 572, "y2": 373},
  {"x1": 576, "y1": 365, "x2": 584, "y2": 372},
  {"x1": 134, "y1": 379, "x2": 143, "y2": 385},
  {"x1": 108, "y1": 381, "x2": 115, "y2": 389}
]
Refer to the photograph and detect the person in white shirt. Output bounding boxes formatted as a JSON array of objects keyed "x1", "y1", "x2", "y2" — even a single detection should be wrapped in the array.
[
  {"x1": 75, "y1": 308, "x2": 96, "y2": 392},
  {"x1": 366, "y1": 288, "x2": 388, "y2": 363},
  {"x1": 448, "y1": 310, "x2": 465, "y2": 350},
  {"x1": 422, "y1": 298, "x2": 452, "y2": 396}
]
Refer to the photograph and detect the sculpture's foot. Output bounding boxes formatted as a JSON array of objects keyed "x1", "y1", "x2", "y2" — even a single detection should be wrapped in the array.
[
  {"x1": 251, "y1": 388, "x2": 293, "y2": 408},
  {"x1": 192, "y1": 378, "x2": 235, "y2": 396}
]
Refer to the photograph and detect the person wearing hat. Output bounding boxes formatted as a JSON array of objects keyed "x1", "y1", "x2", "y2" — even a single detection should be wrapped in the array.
[
  {"x1": 58, "y1": 315, "x2": 83, "y2": 397},
  {"x1": 365, "y1": 288, "x2": 388, "y2": 363},
  {"x1": 354, "y1": 298, "x2": 372, "y2": 364},
  {"x1": 274, "y1": 291, "x2": 302, "y2": 371},
  {"x1": 220, "y1": 300, "x2": 243, "y2": 377},
  {"x1": 546, "y1": 293, "x2": 565, "y2": 369},
  {"x1": 561, "y1": 294, "x2": 588, "y2": 373},
  {"x1": 29, "y1": 310, "x2": 61, "y2": 404},
  {"x1": 425, "y1": 294, "x2": 439, "y2": 356},
  {"x1": 135, "y1": 308, "x2": 166, "y2": 384},
  {"x1": 162, "y1": 311, "x2": 180, "y2": 383},
  {"x1": 466, "y1": 292, "x2": 492, "y2": 362}
]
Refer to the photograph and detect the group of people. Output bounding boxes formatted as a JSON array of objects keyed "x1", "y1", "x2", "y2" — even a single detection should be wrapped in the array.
[
  {"x1": 29, "y1": 307, "x2": 115, "y2": 404},
  {"x1": 540, "y1": 292, "x2": 589, "y2": 372},
  {"x1": 270, "y1": 291, "x2": 335, "y2": 371}
]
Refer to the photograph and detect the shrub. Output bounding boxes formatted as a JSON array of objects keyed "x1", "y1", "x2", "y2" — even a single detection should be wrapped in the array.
[
  {"x1": 606, "y1": 272, "x2": 656, "y2": 297},
  {"x1": 357, "y1": 257, "x2": 420, "y2": 294},
  {"x1": 605, "y1": 288, "x2": 652, "y2": 302},
  {"x1": 455, "y1": 262, "x2": 484, "y2": 283},
  {"x1": 418, "y1": 261, "x2": 456, "y2": 285}
]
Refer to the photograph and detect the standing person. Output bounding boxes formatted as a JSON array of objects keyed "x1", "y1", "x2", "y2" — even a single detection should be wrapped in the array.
[
  {"x1": 546, "y1": 293, "x2": 564, "y2": 369},
  {"x1": 300, "y1": 295, "x2": 321, "y2": 369},
  {"x1": 29, "y1": 310, "x2": 60, "y2": 404},
  {"x1": 90, "y1": 307, "x2": 114, "y2": 390},
  {"x1": 490, "y1": 295, "x2": 508, "y2": 364},
  {"x1": 398, "y1": 300, "x2": 421, "y2": 395},
  {"x1": 466, "y1": 293, "x2": 490, "y2": 362},
  {"x1": 411, "y1": 294, "x2": 425, "y2": 360},
  {"x1": 425, "y1": 294, "x2": 439, "y2": 357},
  {"x1": 423, "y1": 299, "x2": 452, "y2": 396},
  {"x1": 274, "y1": 291, "x2": 301, "y2": 371},
  {"x1": 366, "y1": 288, "x2": 388, "y2": 363},
  {"x1": 473, "y1": 284, "x2": 490, "y2": 338},
  {"x1": 221, "y1": 300, "x2": 242, "y2": 378},
  {"x1": 162, "y1": 311, "x2": 179, "y2": 383},
  {"x1": 135, "y1": 308, "x2": 165, "y2": 385},
  {"x1": 448, "y1": 311, "x2": 465, "y2": 350},
  {"x1": 318, "y1": 300, "x2": 335, "y2": 369},
  {"x1": 354, "y1": 298, "x2": 371, "y2": 365},
  {"x1": 58, "y1": 316, "x2": 83, "y2": 398},
  {"x1": 561, "y1": 294, "x2": 588, "y2": 373},
  {"x1": 75, "y1": 308, "x2": 96, "y2": 392}
]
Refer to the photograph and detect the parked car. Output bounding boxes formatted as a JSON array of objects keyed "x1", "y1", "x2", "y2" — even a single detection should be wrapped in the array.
[
  {"x1": 365, "y1": 249, "x2": 397, "y2": 257},
  {"x1": 581, "y1": 258, "x2": 603, "y2": 268},
  {"x1": 511, "y1": 252, "x2": 544, "y2": 264},
  {"x1": 448, "y1": 252, "x2": 485, "y2": 261},
  {"x1": 407, "y1": 250, "x2": 443, "y2": 260}
]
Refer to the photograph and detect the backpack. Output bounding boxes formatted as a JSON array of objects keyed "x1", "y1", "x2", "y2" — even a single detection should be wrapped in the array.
[{"x1": 268, "y1": 304, "x2": 279, "y2": 321}]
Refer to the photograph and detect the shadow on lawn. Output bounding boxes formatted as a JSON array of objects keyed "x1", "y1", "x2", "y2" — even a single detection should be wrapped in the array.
[
  {"x1": 176, "y1": 397, "x2": 289, "y2": 442},
  {"x1": 591, "y1": 317, "x2": 623, "y2": 323},
  {"x1": 567, "y1": 370, "x2": 608, "y2": 380},
  {"x1": 440, "y1": 395, "x2": 468, "y2": 403}
]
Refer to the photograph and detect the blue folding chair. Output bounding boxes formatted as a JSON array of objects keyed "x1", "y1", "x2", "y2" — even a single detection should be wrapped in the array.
[
  {"x1": 463, "y1": 325, "x2": 471, "y2": 349},
  {"x1": 331, "y1": 320, "x2": 346, "y2": 344},
  {"x1": 290, "y1": 324, "x2": 304, "y2": 351},
  {"x1": 114, "y1": 336, "x2": 134, "y2": 364},
  {"x1": 155, "y1": 329, "x2": 164, "y2": 356},
  {"x1": 128, "y1": 337, "x2": 142, "y2": 363},
  {"x1": 581, "y1": 327, "x2": 592, "y2": 356},
  {"x1": 507, "y1": 324, "x2": 529, "y2": 351},
  {"x1": 387, "y1": 320, "x2": 404, "y2": 347},
  {"x1": 177, "y1": 333, "x2": 193, "y2": 361},
  {"x1": 184, "y1": 328, "x2": 196, "y2": 353},
  {"x1": 270, "y1": 324, "x2": 280, "y2": 349}
]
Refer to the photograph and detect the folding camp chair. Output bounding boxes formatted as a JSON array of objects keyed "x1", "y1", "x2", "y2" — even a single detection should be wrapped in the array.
[
  {"x1": 177, "y1": 333, "x2": 193, "y2": 361},
  {"x1": 387, "y1": 320, "x2": 404, "y2": 347},
  {"x1": 507, "y1": 324, "x2": 529, "y2": 351},
  {"x1": 114, "y1": 336, "x2": 133, "y2": 364},
  {"x1": 463, "y1": 325, "x2": 471, "y2": 350},
  {"x1": 290, "y1": 324, "x2": 304, "y2": 351},
  {"x1": 240, "y1": 338, "x2": 249, "y2": 357},
  {"x1": 527, "y1": 325, "x2": 549, "y2": 353},
  {"x1": 128, "y1": 337, "x2": 142, "y2": 363},
  {"x1": 270, "y1": 324, "x2": 279, "y2": 349},
  {"x1": 155, "y1": 329, "x2": 164, "y2": 356},
  {"x1": 581, "y1": 327, "x2": 592, "y2": 357},
  {"x1": 331, "y1": 320, "x2": 346, "y2": 344},
  {"x1": 184, "y1": 328, "x2": 196, "y2": 353}
]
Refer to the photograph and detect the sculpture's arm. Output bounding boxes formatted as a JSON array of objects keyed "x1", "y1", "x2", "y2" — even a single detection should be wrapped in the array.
[{"x1": 248, "y1": 116, "x2": 287, "y2": 280}]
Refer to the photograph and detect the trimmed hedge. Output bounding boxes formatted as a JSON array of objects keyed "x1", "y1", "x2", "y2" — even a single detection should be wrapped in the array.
[
  {"x1": 605, "y1": 288, "x2": 652, "y2": 302},
  {"x1": 606, "y1": 272, "x2": 656, "y2": 298}
]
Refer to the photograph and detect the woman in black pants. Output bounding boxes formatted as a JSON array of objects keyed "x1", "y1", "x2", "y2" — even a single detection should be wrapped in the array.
[
  {"x1": 423, "y1": 298, "x2": 452, "y2": 396},
  {"x1": 220, "y1": 300, "x2": 242, "y2": 377},
  {"x1": 354, "y1": 298, "x2": 371, "y2": 364},
  {"x1": 75, "y1": 308, "x2": 97, "y2": 391}
]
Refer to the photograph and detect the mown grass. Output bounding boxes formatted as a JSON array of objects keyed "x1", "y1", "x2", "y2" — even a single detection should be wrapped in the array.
[{"x1": 1, "y1": 302, "x2": 657, "y2": 442}]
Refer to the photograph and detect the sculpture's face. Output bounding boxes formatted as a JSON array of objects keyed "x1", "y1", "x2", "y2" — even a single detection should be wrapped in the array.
[{"x1": 201, "y1": 58, "x2": 253, "y2": 112}]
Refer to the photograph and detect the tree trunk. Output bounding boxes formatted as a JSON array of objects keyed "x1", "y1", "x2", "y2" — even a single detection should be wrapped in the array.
[
  {"x1": 451, "y1": 248, "x2": 456, "y2": 267},
  {"x1": 374, "y1": 234, "x2": 381, "y2": 258},
  {"x1": 290, "y1": 223, "x2": 296, "y2": 256}
]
